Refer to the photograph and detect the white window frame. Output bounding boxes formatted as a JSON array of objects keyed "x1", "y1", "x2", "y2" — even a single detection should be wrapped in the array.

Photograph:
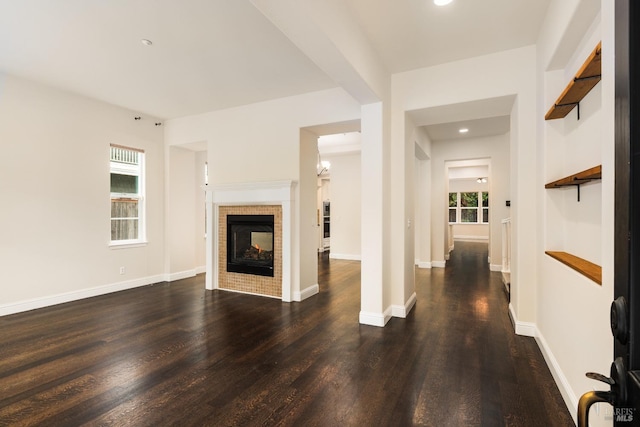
[
  {"x1": 109, "y1": 145, "x2": 146, "y2": 247},
  {"x1": 448, "y1": 191, "x2": 489, "y2": 224}
]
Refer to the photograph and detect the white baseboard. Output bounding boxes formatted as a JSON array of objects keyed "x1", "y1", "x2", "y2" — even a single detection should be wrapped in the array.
[
  {"x1": 0, "y1": 274, "x2": 166, "y2": 317},
  {"x1": 294, "y1": 284, "x2": 319, "y2": 302},
  {"x1": 489, "y1": 264, "x2": 502, "y2": 272},
  {"x1": 431, "y1": 260, "x2": 446, "y2": 268},
  {"x1": 391, "y1": 292, "x2": 417, "y2": 318},
  {"x1": 508, "y1": 304, "x2": 576, "y2": 424},
  {"x1": 535, "y1": 331, "x2": 578, "y2": 425},
  {"x1": 508, "y1": 303, "x2": 536, "y2": 337},
  {"x1": 417, "y1": 261, "x2": 432, "y2": 269},
  {"x1": 167, "y1": 269, "x2": 197, "y2": 282},
  {"x1": 359, "y1": 307, "x2": 392, "y2": 327},
  {"x1": 453, "y1": 235, "x2": 489, "y2": 241},
  {"x1": 329, "y1": 253, "x2": 361, "y2": 261},
  {"x1": 195, "y1": 265, "x2": 206, "y2": 275}
]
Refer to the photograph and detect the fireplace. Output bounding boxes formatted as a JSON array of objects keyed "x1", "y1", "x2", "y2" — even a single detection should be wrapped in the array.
[
  {"x1": 208, "y1": 182, "x2": 293, "y2": 300},
  {"x1": 227, "y1": 214, "x2": 274, "y2": 277}
]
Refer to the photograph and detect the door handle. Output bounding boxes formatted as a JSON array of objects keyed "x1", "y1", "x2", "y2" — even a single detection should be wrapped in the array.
[
  {"x1": 577, "y1": 357, "x2": 627, "y2": 427},
  {"x1": 611, "y1": 296, "x2": 629, "y2": 344}
]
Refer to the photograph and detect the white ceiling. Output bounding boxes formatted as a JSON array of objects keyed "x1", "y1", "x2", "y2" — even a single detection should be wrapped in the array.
[
  {"x1": 424, "y1": 115, "x2": 511, "y2": 142},
  {"x1": 0, "y1": 0, "x2": 551, "y2": 123},
  {"x1": 318, "y1": 132, "x2": 362, "y2": 156},
  {"x1": 345, "y1": 0, "x2": 551, "y2": 73},
  {"x1": 408, "y1": 95, "x2": 515, "y2": 141},
  {"x1": 0, "y1": 0, "x2": 337, "y2": 119},
  {"x1": 449, "y1": 165, "x2": 489, "y2": 180}
]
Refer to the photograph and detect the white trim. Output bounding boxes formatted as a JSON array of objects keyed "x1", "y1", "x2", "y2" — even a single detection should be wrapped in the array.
[
  {"x1": 211, "y1": 180, "x2": 296, "y2": 203},
  {"x1": 417, "y1": 261, "x2": 432, "y2": 269},
  {"x1": 453, "y1": 235, "x2": 489, "y2": 241},
  {"x1": 489, "y1": 264, "x2": 502, "y2": 272},
  {"x1": 0, "y1": 274, "x2": 165, "y2": 317},
  {"x1": 195, "y1": 265, "x2": 206, "y2": 275},
  {"x1": 359, "y1": 307, "x2": 392, "y2": 327},
  {"x1": 108, "y1": 241, "x2": 148, "y2": 249},
  {"x1": 294, "y1": 284, "x2": 319, "y2": 301},
  {"x1": 167, "y1": 269, "x2": 196, "y2": 282},
  {"x1": 206, "y1": 180, "x2": 297, "y2": 302},
  {"x1": 391, "y1": 292, "x2": 417, "y2": 318},
  {"x1": 536, "y1": 331, "x2": 578, "y2": 425},
  {"x1": 431, "y1": 260, "x2": 446, "y2": 268},
  {"x1": 110, "y1": 149, "x2": 146, "y2": 245},
  {"x1": 508, "y1": 303, "x2": 536, "y2": 337},
  {"x1": 329, "y1": 253, "x2": 361, "y2": 261}
]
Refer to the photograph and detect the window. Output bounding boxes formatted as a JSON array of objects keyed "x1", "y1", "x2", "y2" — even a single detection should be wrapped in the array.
[
  {"x1": 448, "y1": 191, "x2": 489, "y2": 224},
  {"x1": 482, "y1": 192, "x2": 489, "y2": 223},
  {"x1": 110, "y1": 145, "x2": 145, "y2": 245},
  {"x1": 460, "y1": 192, "x2": 478, "y2": 223},
  {"x1": 448, "y1": 192, "x2": 457, "y2": 222}
]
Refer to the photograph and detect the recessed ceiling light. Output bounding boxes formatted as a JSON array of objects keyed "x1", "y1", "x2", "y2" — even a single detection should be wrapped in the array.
[
  {"x1": 141, "y1": 39, "x2": 153, "y2": 46},
  {"x1": 434, "y1": 0, "x2": 453, "y2": 6},
  {"x1": 459, "y1": 128, "x2": 469, "y2": 133}
]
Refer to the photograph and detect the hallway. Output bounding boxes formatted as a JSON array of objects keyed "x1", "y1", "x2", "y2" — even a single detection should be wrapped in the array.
[
  {"x1": 416, "y1": 241, "x2": 573, "y2": 425},
  {"x1": 0, "y1": 242, "x2": 573, "y2": 426}
]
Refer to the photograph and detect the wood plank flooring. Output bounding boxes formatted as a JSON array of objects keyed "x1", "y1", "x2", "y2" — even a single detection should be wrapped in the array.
[{"x1": 0, "y1": 242, "x2": 574, "y2": 426}]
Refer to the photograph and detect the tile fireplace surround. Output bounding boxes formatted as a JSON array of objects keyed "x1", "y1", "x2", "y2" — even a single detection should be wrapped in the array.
[
  {"x1": 205, "y1": 181, "x2": 296, "y2": 301},
  {"x1": 218, "y1": 205, "x2": 282, "y2": 297}
]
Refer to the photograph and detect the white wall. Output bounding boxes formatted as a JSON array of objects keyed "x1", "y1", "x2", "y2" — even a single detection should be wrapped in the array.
[
  {"x1": 165, "y1": 88, "x2": 361, "y2": 184},
  {"x1": 449, "y1": 178, "x2": 490, "y2": 242},
  {"x1": 413, "y1": 125, "x2": 432, "y2": 269},
  {"x1": 0, "y1": 73, "x2": 165, "y2": 314},
  {"x1": 299, "y1": 129, "x2": 320, "y2": 293},
  {"x1": 431, "y1": 135, "x2": 510, "y2": 270},
  {"x1": 325, "y1": 152, "x2": 361, "y2": 260},
  {"x1": 166, "y1": 146, "x2": 207, "y2": 280},
  {"x1": 167, "y1": 146, "x2": 197, "y2": 279},
  {"x1": 360, "y1": 102, "x2": 392, "y2": 326},
  {"x1": 393, "y1": 45, "x2": 536, "y2": 328},
  {"x1": 536, "y1": 1, "x2": 612, "y2": 424},
  {"x1": 165, "y1": 87, "x2": 361, "y2": 300},
  {"x1": 195, "y1": 151, "x2": 207, "y2": 271}
]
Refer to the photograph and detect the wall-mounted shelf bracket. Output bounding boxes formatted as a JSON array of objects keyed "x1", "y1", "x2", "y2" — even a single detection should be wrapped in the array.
[
  {"x1": 545, "y1": 42, "x2": 602, "y2": 120},
  {"x1": 554, "y1": 102, "x2": 580, "y2": 120},
  {"x1": 551, "y1": 75, "x2": 601, "y2": 120},
  {"x1": 545, "y1": 165, "x2": 602, "y2": 202}
]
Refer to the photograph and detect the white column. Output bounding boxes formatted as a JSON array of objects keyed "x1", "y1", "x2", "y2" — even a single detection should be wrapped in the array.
[{"x1": 360, "y1": 102, "x2": 389, "y2": 326}]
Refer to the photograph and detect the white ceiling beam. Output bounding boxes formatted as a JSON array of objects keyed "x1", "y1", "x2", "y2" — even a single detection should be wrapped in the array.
[{"x1": 251, "y1": 0, "x2": 389, "y2": 105}]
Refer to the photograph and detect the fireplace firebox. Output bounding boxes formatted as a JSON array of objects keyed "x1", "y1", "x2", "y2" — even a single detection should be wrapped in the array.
[{"x1": 227, "y1": 214, "x2": 274, "y2": 277}]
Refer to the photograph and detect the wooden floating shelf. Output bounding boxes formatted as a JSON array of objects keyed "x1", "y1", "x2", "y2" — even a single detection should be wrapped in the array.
[
  {"x1": 545, "y1": 251, "x2": 602, "y2": 285},
  {"x1": 545, "y1": 42, "x2": 602, "y2": 120},
  {"x1": 545, "y1": 165, "x2": 602, "y2": 188}
]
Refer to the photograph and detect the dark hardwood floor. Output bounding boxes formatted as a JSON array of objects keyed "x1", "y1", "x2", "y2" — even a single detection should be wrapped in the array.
[{"x1": 0, "y1": 242, "x2": 573, "y2": 426}]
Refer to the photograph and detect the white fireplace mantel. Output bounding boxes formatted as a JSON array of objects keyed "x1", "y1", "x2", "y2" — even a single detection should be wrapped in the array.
[{"x1": 204, "y1": 180, "x2": 297, "y2": 302}]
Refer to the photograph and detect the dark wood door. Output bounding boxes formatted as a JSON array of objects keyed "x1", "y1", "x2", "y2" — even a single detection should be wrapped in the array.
[
  {"x1": 578, "y1": 1, "x2": 640, "y2": 426},
  {"x1": 613, "y1": 0, "x2": 640, "y2": 425}
]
